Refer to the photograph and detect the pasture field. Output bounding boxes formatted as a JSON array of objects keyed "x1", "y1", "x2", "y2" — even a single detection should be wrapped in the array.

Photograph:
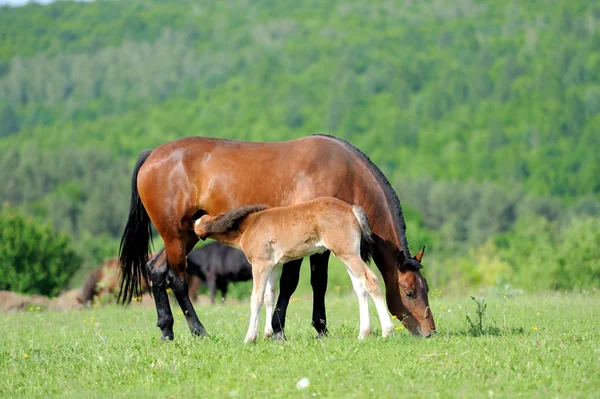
[{"x1": 1, "y1": 291, "x2": 599, "y2": 398}]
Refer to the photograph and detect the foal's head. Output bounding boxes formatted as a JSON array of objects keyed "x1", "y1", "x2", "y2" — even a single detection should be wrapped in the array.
[
  {"x1": 193, "y1": 205, "x2": 269, "y2": 241},
  {"x1": 396, "y1": 247, "x2": 436, "y2": 337}
]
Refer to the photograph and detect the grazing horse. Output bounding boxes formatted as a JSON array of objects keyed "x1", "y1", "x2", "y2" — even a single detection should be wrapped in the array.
[
  {"x1": 193, "y1": 198, "x2": 395, "y2": 343},
  {"x1": 118, "y1": 135, "x2": 435, "y2": 341},
  {"x1": 186, "y1": 241, "x2": 252, "y2": 304},
  {"x1": 77, "y1": 258, "x2": 121, "y2": 305}
]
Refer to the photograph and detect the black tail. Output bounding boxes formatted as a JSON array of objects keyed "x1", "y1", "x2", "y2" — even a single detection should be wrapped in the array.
[
  {"x1": 118, "y1": 150, "x2": 153, "y2": 305},
  {"x1": 352, "y1": 205, "x2": 374, "y2": 263}
]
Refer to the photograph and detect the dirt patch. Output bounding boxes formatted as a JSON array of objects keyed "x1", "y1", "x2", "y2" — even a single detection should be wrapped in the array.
[
  {"x1": 0, "y1": 290, "x2": 52, "y2": 312},
  {"x1": 0, "y1": 289, "x2": 246, "y2": 312}
]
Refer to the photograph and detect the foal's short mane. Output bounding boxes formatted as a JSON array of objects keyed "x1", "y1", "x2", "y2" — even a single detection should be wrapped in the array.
[
  {"x1": 203, "y1": 205, "x2": 269, "y2": 235},
  {"x1": 313, "y1": 134, "x2": 412, "y2": 259}
]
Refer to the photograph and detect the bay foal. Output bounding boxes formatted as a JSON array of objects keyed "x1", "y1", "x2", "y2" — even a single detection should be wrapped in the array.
[{"x1": 193, "y1": 197, "x2": 394, "y2": 343}]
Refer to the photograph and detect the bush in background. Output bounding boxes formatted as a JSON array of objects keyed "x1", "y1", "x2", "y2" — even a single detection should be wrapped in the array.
[{"x1": 0, "y1": 205, "x2": 82, "y2": 297}]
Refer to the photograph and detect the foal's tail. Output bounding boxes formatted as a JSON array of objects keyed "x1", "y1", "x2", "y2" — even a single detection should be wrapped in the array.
[
  {"x1": 118, "y1": 150, "x2": 153, "y2": 305},
  {"x1": 352, "y1": 205, "x2": 374, "y2": 263}
]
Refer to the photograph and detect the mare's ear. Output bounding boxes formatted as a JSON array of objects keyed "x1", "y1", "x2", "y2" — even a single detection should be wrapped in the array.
[
  {"x1": 413, "y1": 246, "x2": 426, "y2": 263},
  {"x1": 397, "y1": 250, "x2": 406, "y2": 270}
]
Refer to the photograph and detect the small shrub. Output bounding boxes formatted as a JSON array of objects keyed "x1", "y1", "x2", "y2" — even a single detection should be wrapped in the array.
[{"x1": 0, "y1": 205, "x2": 82, "y2": 297}]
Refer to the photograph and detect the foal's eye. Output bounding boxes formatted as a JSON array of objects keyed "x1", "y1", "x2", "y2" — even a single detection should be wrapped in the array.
[{"x1": 405, "y1": 291, "x2": 414, "y2": 299}]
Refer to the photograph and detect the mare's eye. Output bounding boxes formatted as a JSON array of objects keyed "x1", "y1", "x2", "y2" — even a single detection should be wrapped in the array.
[{"x1": 405, "y1": 291, "x2": 414, "y2": 299}]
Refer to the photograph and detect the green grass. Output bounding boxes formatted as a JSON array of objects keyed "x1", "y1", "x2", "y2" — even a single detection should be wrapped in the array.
[{"x1": 1, "y1": 291, "x2": 599, "y2": 398}]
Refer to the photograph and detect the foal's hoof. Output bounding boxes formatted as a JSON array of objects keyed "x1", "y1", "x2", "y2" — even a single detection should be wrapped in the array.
[
  {"x1": 271, "y1": 331, "x2": 287, "y2": 341},
  {"x1": 264, "y1": 327, "x2": 275, "y2": 339},
  {"x1": 358, "y1": 327, "x2": 372, "y2": 340},
  {"x1": 244, "y1": 335, "x2": 258, "y2": 344}
]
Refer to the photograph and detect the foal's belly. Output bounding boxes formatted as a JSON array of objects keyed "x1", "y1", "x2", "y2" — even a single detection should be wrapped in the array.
[{"x1": 272, "y1": 240, "x2": 328, "y2": 265}]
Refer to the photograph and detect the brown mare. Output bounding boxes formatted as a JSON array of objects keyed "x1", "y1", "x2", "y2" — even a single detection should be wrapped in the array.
[
  {"x1": 118, "y1": 135, "x2": 435, "y2": 341},
  {"x1": 193, "y1": 198, "x2": 395, "y2": 343}
]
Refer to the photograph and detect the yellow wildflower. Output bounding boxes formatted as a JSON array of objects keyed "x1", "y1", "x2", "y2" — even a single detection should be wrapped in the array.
[
  {"x1": 177, "y1": 311, "x2": 184, "y2": 315},
  {"x1": 531, "y1": 326, "x2": 538, "y2": 331},
  {"x1": 395, "y1": 327, "x2": 404, "y2": 331},
  {"x1": 240, "y1": 317, "x2": 244, "y2": 321},
  {"x1": 28, "y1": 307, "x2": 33, "y2": 311},
  {"x1": 392, "y1": 315, "x2": 397, "y2": 319},
  {"x1": 166, "y1": 288, "x2": 172, "y2": 293},
  {"x1": 83, "y1": 319, "x2": 87, "y2": 323},
  {"x1": 35, "y1": 306, "x2": 40, "y2": 311},
  {"x1": 23, "y1": 353, "x2": 29, "y2": 359},
  {"x1": 536, "y1": 312, "x2": 540, "y2": 316}
]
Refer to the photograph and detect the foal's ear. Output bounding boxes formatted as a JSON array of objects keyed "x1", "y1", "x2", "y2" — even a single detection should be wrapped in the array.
[
  {"x1": 413, "y1": 246, "x2": 426, "y2": 263},
  {"x1": 397, "y1": 250, "x2": 407, "y2": 268}
]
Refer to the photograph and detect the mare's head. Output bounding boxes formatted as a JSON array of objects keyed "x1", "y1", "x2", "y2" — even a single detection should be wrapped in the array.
[{"x1": 396, "y1": 246, "x2": 436, "y2": 337}]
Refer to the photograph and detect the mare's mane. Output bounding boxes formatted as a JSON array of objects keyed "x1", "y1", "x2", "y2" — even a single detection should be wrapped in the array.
[
  {"x1": 202, "y1": 205, "x2": 269, "y2": 235},
  {"x1": 312, "y1": 134, "x2": 412, "y2": 259}
]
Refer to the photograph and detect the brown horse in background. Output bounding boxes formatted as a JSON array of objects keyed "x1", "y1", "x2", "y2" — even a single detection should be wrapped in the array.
[
  {"x1": 194, "y1": 198, "x2": 394, "y2": 343},
  {"x1": 77, "y1": 258, "x2": 152, "y2": 305},
  {"x1": 119, "y1": 135, "x2": 435, "y2": 341}
]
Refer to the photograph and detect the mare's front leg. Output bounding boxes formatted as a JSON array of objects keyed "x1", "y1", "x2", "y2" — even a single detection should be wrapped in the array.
[
  {"x1": 271, "y1": 258, "x2": 302, "y2": 340},
  {"x1": 165, "y1": 234, "x2": 207, "y2": 337},
  {"x1": 310, "y1": 251, "x2": 330, "y2": 338}
]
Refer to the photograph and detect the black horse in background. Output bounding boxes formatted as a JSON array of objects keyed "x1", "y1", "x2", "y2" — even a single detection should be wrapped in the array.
[{"x1": 186, "y1": 241, "x2": 252, "y2": 304}]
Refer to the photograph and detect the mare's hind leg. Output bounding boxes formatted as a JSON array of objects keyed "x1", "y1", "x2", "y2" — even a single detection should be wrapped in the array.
[
  {"x1": 310, "y1": 251, "x2": 330, "y2": 338},
  {"x1": 340, "y1": 254, "x2": 394, "y2": 338},
  {"x1": 271, "y1": 258, "x2": 302, "y2": 340},
  {"x1": 164, "y1": 233, "x2": 207, "y2": 337},
  {"x1": 145, "y1": 248, "x2": 175, "y2": 340}
]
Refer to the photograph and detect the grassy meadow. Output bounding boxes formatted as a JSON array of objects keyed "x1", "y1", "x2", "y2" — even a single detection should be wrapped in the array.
[{"x1": 1, "y1": 290, "x2": 599, "y2": 398}]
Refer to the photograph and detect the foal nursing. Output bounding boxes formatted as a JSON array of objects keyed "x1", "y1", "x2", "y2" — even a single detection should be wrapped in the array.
[{"x1": 194, "y1": 197, "x2": 395, "y2": 343}]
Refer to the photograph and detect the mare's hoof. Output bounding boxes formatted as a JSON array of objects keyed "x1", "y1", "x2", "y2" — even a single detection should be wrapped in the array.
[
  {"x1": 271, "y1": 331, "x2": 287, "y2": 341},
  {"x1": 192, "y1": 327, "x2": 208, "y2": 337}
]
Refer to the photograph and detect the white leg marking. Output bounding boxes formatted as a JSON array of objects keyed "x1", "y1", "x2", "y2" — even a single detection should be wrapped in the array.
[
  {"x1": 263, "y1": 267, "x2": 279, "y2": 339},
  {"x1": 245, "y1": 264, "x2": 270, "y2": 343},
  {"x1": 345, "y1": 265, "x2": 371, "y2": 339}
]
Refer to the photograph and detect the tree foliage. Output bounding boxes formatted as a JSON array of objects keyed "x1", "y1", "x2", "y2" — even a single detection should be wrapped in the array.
[{"x1": 0, "y1": 0, "x2": 598, "y2": 292}]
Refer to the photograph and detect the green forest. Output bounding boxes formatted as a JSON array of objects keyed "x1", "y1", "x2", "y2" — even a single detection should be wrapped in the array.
[{"x1": 0, "y1": 0, "x2": 598, "y2": 295}]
